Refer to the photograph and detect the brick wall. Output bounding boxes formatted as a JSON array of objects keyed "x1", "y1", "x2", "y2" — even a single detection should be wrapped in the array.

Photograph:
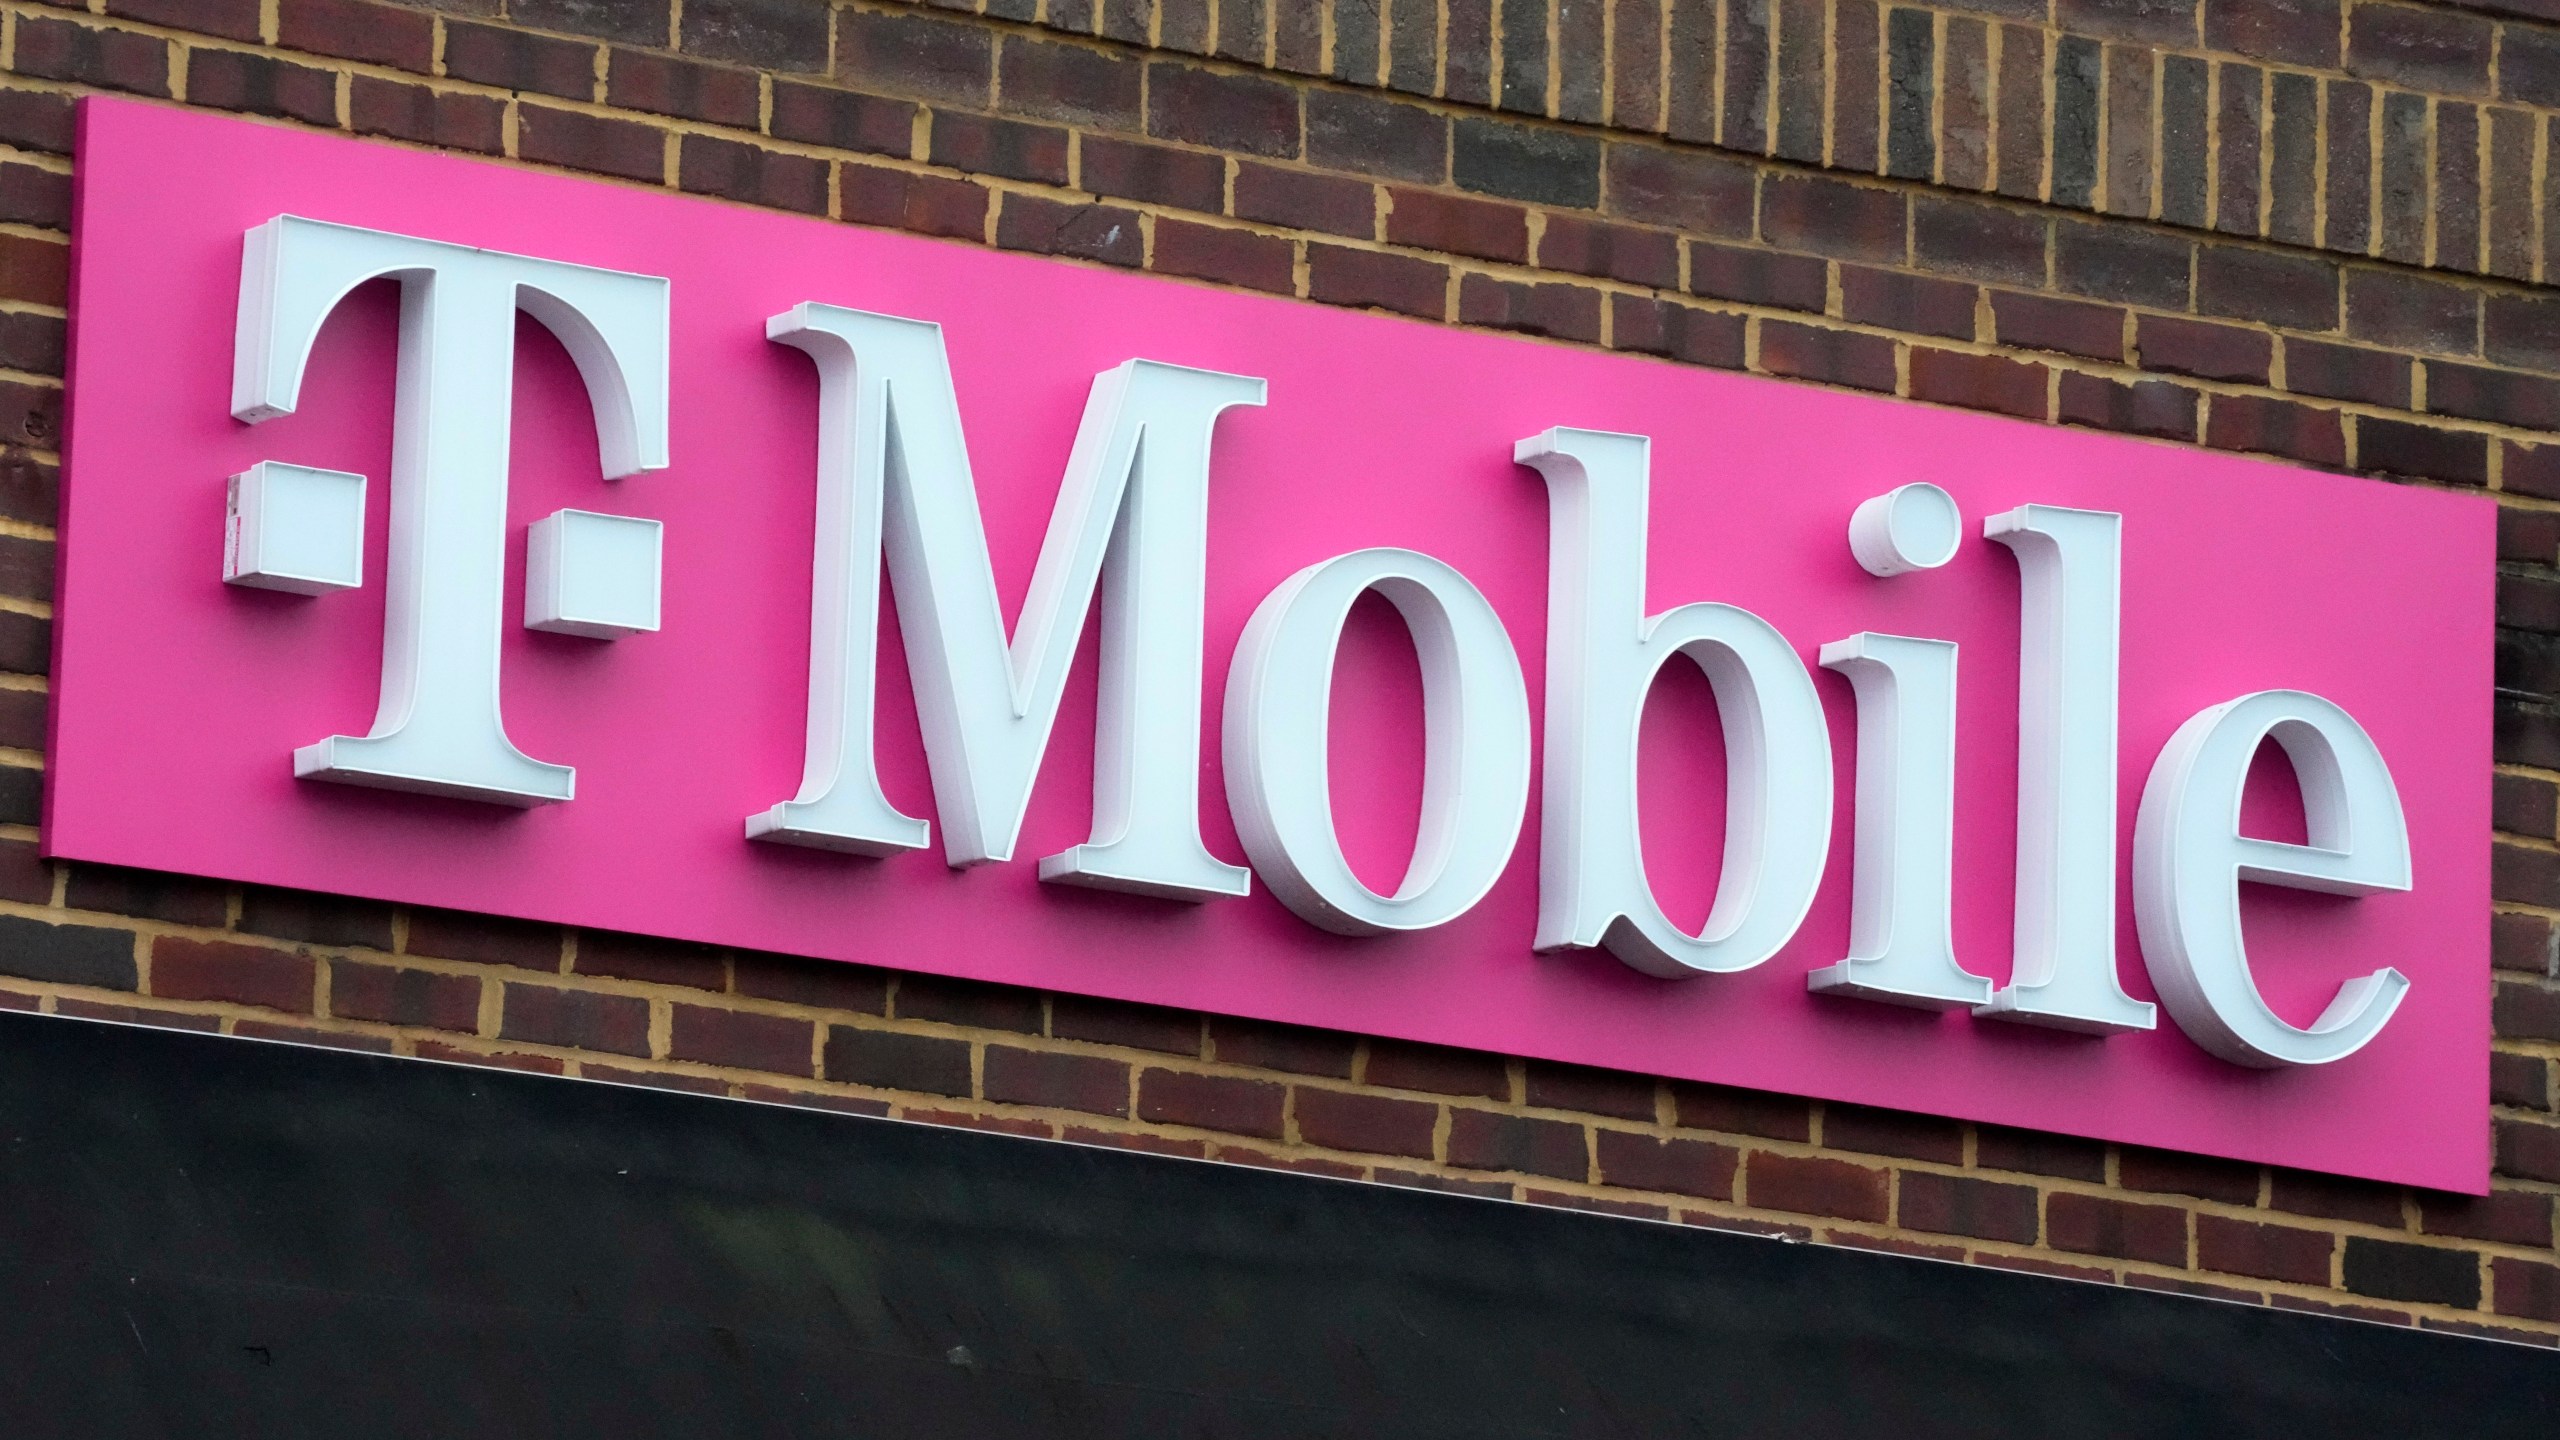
[{"x1": 0, "y1": 0, "x2": 2554, "y2": 1346}]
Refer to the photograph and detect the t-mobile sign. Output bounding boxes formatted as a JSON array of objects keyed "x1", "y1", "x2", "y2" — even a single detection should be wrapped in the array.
[{"x1": 53, "y1": 100, "x2": 2492, "y2": 1189}]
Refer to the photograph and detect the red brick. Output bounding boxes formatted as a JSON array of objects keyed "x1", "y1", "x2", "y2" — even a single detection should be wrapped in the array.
[
  {"x1": 107, "y1": 0, "x2": 262, "y2": 42},
  {"x1": 56, "y1": 998, "x2": 212, "y2": 1030},
  {"x1": 2118, "y1": 1147, "x2": 2262, "y2": 1204},
  {"x1": 1136, "y1": 1068, "x2": 1287, "y2": 1138},
  {"x1": 581, "y1": 1062, "x2": 727, "y2": 1096},
  {"x1": 443, "y1": 18, "x2": 596, "y2": 100},
  {"x1": 1612, "y1": 296, "x2": 1749, "y2": 370},
  {"x1": 1748, "y1": 1152, "x2": 1891, "y2": 1221},
  {"x1": 1216, "y1": 1146, "x2": 1363, "y2": 1179},
  {"x1": 612, "y1": 50, "x2": 762, "y2": 128},
  {"x1": 1306, "y1": 244, "x2": 1446, "y2": 319},
  {"x1": 1908, "y1": 348, "x2": 2047, "y2": 420},
  {"x1": 2497, "y1": 980, "x2": 2560, "y2": 1042},
  {"x1": 994, "y1": 194, "x2": 1143, "y2": 267},
  {"x1": 1234, "y1": 163, "x2": 1374, "y2": 239},
  {"x1": 998, "y1": 34, "x2": 1143, "y2": 130},
  {"x1": 499, "y1": 984, "x2": 650, "y2": 1057},
  {"x1": 329, "y1": 960, "x2": 479, "y2": 1032},
  {"x1": 983, "y1": 1045, "x2": 1129, "y2": 1116},
  {"x1": 186, "y1": 49, "x2": 339, "y2": 127},
  {"x1": 1383, "y1": 188, "x2": 1527, "y2": 263},
  {"x1": 12, "y1": 17, "x2": 171, "y2": 97},
  {"x1": 2428, "y1": 361, "x2": 2560, "y2": 431},
  {"x1": 1049, "y1": 994, "x2": 1199, "y2": 1055},
  {"x1": 0, "y1": 235, "x2": 66, "y2": 308},
  {"x1": 2204, "y1": 394, "x2": 2346, "y2": 467},
  {"x1": 1151, "y1": 219, "x2": 1295, "y2": 295},
  {"x1": 668, "y1": 1004, "x2": 814, "y2": 1075},
  {"x1": 2496, "y1": 910, "x2": 2558, "y2": 976},
  {"x1": 2197, "y1": 1215, "x2": 2334, "y2": 1284},
  {"x1": 277, "y1": 0, "x2": 435, "y2": 71},
  {"x1": 1060, "y1": 1125, "x2": 1205, "y2": 1158},
  {"x1": 1293, "y1": 1086, "x2": 1437, "y2": 1157},
  {"x1": 1760, "y1": 174, "x2": 1907, "y2": 264},
  {"x1": 2205, "y1": 0, "x2": 2339, "y2": 68},
  {"x1": 741, "y1": 1084, "x2": 890, "y2": 1117},
  {"x1": 151, "y1": 938, "x2": 313, "y2": 1013},
  {"x1": 1758, "y1": 320, "x2": 1897, "y2": 393},
  {"x1": 929, "y1": 113, "x2": 1069, "y2": 187},
  {"x1": 823, "y1": 1025, "x2": 969, "y2": 1095},
  {"x1": 1206, "y1": 1016, "x2": 1358, "y2": 1078},
  {"x1": 2047, "y1": 1192, "x2": 2190, "y2": 1265},
  {"x1": 1525, "y1": 1188, "x2": 1672, "y2": 1221},
  {"x1": 1912, "y1": 196, "x2": 2050, "y2": 286},
  {"x1": 2501, "y1": 1117, "x2": 2560, "y2": 1182},
  {"x1": 2057, "y1": 373, "x2": 2199, "y2": 442},
  {"x1": 679, "y1": 136, "x2": 828, "y2": 215},
  {"x1": 1080, "y1": 137, "x2": 1225, "y2": 213},
  {"x1": 0, "y1": 841, "x2": 49, "y2": 907},
  {"x1": 1603, "y1": 143, "x2": 1756, "y2": 237},
  {"x1": 839, "y1": 166, "x2": 989, "y2": 242},
  {"x1": 2494, "y1": 1050, "x2": 2552, "y2": 1109},
  {"x1": 1594, "y1": 1130, "x2": 1738, "y2": 1199},
  {"x1": 1458, "y1": 275, "x2": 1603, "y2": 343},
  {"x1": 2139, "y1": 316, "x2": 2274, "y2": 385},
  {"x1": 350, "y1": 79, "x2": 507, "y2": 154},
  {"x1": 518, "y1": 105, "x2": 666, "y2": 185},
  {"x1": 234, "y1": 1020, "x2": 397, "y2": 1053},
  {"x1": 1839, "y1": 267, "x2": 1976, "y2": 340},
  {"x1": 1374, "y1": 1168, "x2": 1514, "y2": 1198},
  {"x1": 767, "y1": 80, "x2": 913, "y2": 157},
  {"x1": 1898, "y1": 1171, "x2": 2040, "y2": 1243},
  {"x1": 1532, "y1": 215, "x2": 1677, "y2": 289},
  {"x1": 2493, "y1": 1256, "x2": 2560, "y2": 1321},
  {"x1": 1687, "y1": 241, "x2": 1827, "y2": 313},
  {"x1": 1446, "y1": 1109, "x2": 1587, "y2": 1179},
  {"x1": 2420, "y1": 1188, "x2": 2554, "y2": 1247},
  {"x1": 0, "y1": 92, "x2": 76, "y2": 156}
]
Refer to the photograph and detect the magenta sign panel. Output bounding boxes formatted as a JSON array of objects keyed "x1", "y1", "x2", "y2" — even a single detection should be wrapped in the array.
[{"x1": 53, "y1": 100, "x2": 2493, "y2": 1189}]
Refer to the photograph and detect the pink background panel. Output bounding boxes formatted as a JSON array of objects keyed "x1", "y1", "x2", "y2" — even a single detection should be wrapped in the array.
[{"x1": 54, "y1": 99, "x2": 2493, "y2": 1191}]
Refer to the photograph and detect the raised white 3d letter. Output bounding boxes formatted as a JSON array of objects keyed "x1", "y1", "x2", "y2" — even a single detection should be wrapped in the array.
[
  {"x1": 1810, "y1": 634, "x2": 1992, "y2": 1009},
  {"x1": 1223, "y1": 549, "x2": 1531, "y2": 935},
  {"x1": 1977, "y1": 505, "x2": 2156, "y2": 1032},
  {"x1": 233, "y1": 215, "x2": 671, "y2": 806},
  {"x1": 753, "y1": 304, "x2": 1263, "y2": 902},
  {"x1": 1519, "y1": 427, "x2": 1832, "y2": 978},
  {"x1": 2134, "y1": 691, "x2": 2412, "y2": 1067}
]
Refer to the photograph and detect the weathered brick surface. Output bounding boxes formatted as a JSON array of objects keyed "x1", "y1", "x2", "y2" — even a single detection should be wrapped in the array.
[{"x1": 0, "y1": 0, "x2": 2551, "y2": 1347}]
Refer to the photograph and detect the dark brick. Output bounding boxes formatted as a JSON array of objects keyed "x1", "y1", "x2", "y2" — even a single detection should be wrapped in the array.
[
  {"x1": 730, "y1": 952, "x2": 887, "y2": 1013},
  {"x1": 2346, "y1": 268, "x2": 2479, "y2": 354},
  {"x1": 2328, "y1": 79, "x2": 2374, "y2": 253},
  {"x1": 1672, "y1": 1082, "x2": 1814, "y2": 1141},
  {"x1": 2498, "y1": 841, "x2": 2560, "y2": 903},
  {"x1": 240, "y1": 887, "x2": 392, "y2": 951},
  {"x1": 2430, "y1": 360, "x2": 2560, "y2": 429},
  {"x1": 277, "y1": 0, "x2": 434, "y2": 70},
  {"x1": 1759, "y1": 321, "x2": 1899, "y2": 393},
  {"x1": 2494, "y1": 1257, "x2": 2560, "y2": 1322},
  {"x1": 2502, "y1": 510, "x2": 2560, "y2": 570},
  {"x1": 518, "y1": 106, "x2": 665, "y2": 185},
  {"x1": 1137, "y1": 1068, "x2": 1287, "y2": 1137},
  {"x1": 2212, "y1": 64, "x2": 2263, "y2": 236},
  {"x1": 2436, "y1": 101, "x2": 2481, "y2": 273},
  {"x1": 0, "y1": 686, "x2": 39, "y2": 752},
  {"x1": 2197, "y1": 245, "x2": 2339, "y2": 330},
  {"x1": 1447, "y1": 1109, "x2": 1588, "y2": 1179},
  {"x1": 983, "y1": 1044, "x2": 1128, "y2": 1116},
  {"x1": 2195, "y1": 1214, "x2": 2333, "y2": 1284},
  {"x1": 2062, "y1": 0, "x2": 2199, "y2": 44},
  {"x1": 147, "y1": 938, "x2": 308, "y2": 1011},
  {"x1": 1936, "y1": 15, "x2": 1992, "y2": 185},
  {"x1": 1687, "y1": 242, "x2": 1827, "y2": 312},
  {"x1": 1076, "y1": 139, "x2": 1219, "y2": 214},
  {"x1": 234, "y1": 1020, "x2": 398, "y2": 1054},
  {"x1": 0, "y1": 611, "x2": 46, "y2": 676},
  {"x1": 2103, "y1": 43, "x2": 2154, "y2": 218},
  {"x1": 2205, "y1": 394, "x2": 2346, "y2": 467},
  {"x1": 2498, "y1": 980, "x2": 2560, "y2": 1041},
  {"x1": 2047, "y1": 1192, "x2": 2189, "y2": 1265},
  {"x1": 2347, "y1": 2, "x2": 2494, "y2": 95},
  {"x1": 1374, "y1": 1167, "x2": 1511, "y2": 1198},
  {"x1": 1049, "y1": 995, "x2": 1198, "y2": 1055},
  {"x1": 1748, "y1": 1152, "x2": 1890, "y2": 1221},
  {"x1": 2139, "y1": 316, "x2": 2274, "y2": 383},
  {"x1": 1458, "y1": 275, "x2": 1603, "y2": 343},
  {"x1": 499, "y1": 984, "x2": 649, "y2": 1056},
  {"x1": 1148, "y1": 62, "x2": 1299, "y2": 158},
  {"x1": 444, "y1": 19, "x2": 594, "y2": 100},
  {"x1": 2268, "y1": 1167, "x2": 2407, "y2": 1225},
  {"x1": 1594, "y1": 1130, "x2": 1737, "y2": 1198},
  {"x1": 2500, "y1": 1116, "x2": 2560, "y2": 1182},
  {"x1": 1294, "y1": 1086, "x2": 1438, "y2": 1157},
  {"x1": 2358, "y1": 417, "x2": 2488, "y2": 486},
  {"x1": 612, "y1": 51, "x2": 763, "y2": 129},
  {"x1": 931, "y1": 114, "x2": 1069, "y2": 187},
  {"x1": 2267, "y1": 72, "x2": 2320, "y2": 246},
  {"x1": 1612, "y1": 296, "x2": 1750, "y2": 369},
  {"x1": 1840, "y1": 268, "x2": 1977, "y2": 340},
  {"x1": 2509, "y1": 26, "x2": 2560, "y2": 108},
  {"x1": 1305, "y1": 244, "x2": 1446, "y2": 319},
  {"x1": 667, "y1": 1004, "x2": 813, "y2": 1074},
  {"x1": 1824, "y1": 1104, "x2": 1967, "y2": 1164},
  {"x1": 897, "y1": 973, "x2": 1042, "y2": 1034},
  {"x1": 2283, "y1": 339, "x2": 2410, "y2": 406},
  {"x1": 1722, "y1": 0, "x2": 1773, "y2": 148},
  {"x1": 2487, "y1": 293, "x2": 2560, "y2": 373},
  {"x1": 0, "y1": 448, "x2": 51, "y2": 527},
  {"x1": 2052, "y1": 34, "x2": 2103, "y2": 207},
  {"x1": 1899, "y1": 1171, "x2": 2039, "y2": 1243},
  {"x1": 1762, "y1": 175, "x2": 1907, "y2": 264},
  {"x1": 107, "y1": 0, "x2": 262, "y2": 41},
  {"x1": 1525, "y1": 1189, "x2": 1672, "y2": 1221},
  {"x1": 2119, "y1": 1147, "x2": 2262, "y2": 1203},
  {"x1": 329, "y1": 960, "x2": 479, "y2": 1032},
  {"x1": 1524, "y1": 1062, "x2": 1659, "y2": 1122},
  {"x1": 1160, "y1": 0, "x2": 1213, "y2": 52},
  {"x1": 2497, "y1": 773, "x2": 2559, "y2": 838},
  {"x1": 0, "y1": 378, "x2": 56, "y2": 452},
  {"x1": 1994, "y1": 292, "x2": 2125, "y2": 361},
  {"x1": 1208, "y1": 1017, "x2": 1358, "y2": 1077},
  {"x1": 12, "y1": 16, "x2": 170, "y2": 96},
  {"x1": 1909, "y1": 347, "x2": 2047, "y2": 419},
  {"x1": 1537, "y1": 215, "x2": 1679, "y2": 288},
  {"x1": 575, "y1": 930, "x2": 722, "y2": 990},
  {"x1": 1497, "y1": 0, "x2": 1550, "y2": 111},
  {"x1": 823, "y1": 1025, "x2": 970, "y2": 1095},
  {"x1": 64, "y1": 864, "x2": 224, "y2": 927},
  {"x1": 513, "y1": 0, "x2": 666, "y2": 44},
  {"x1": 0, "y1": 92, "x2": 75, "y2": 157},
  {"x1": 1992, "y1": 22, "x2": 2042, "y2": 196},
  {"x1": 1305, "y1": 89, "x2": 1447, "y2": 184},
  {"x1": 2378, "y1": 90, "x2": 2429, "y2": 265},
  {"x1": 1232, "y1": 164, "x2": 1370, "y2": 238},
  {"x1": 997, "y1": 35, "x2": 1141, "y2": 130},
  {"x1": 350, "y1": 78, "x2": 506, "y2": 153},
  {"x1": 1364, "y1": 1038, "x2": 1509, "y2": 1099},
  {"x1": 187, "y1": 49, "x2": 339, "y2": 126},
  {"x1": 2342, "y1": 1236, "x2": 2482, "y2": 1306},
  {"x1": 1885, "y1": 6, "x2": 1935, "y2": 180},
  {"x1": 406, "y1": 909, "x2": 560, "y2": 971},
  {"x1": 2160, "y1": 53, "x2": 2211, "y2": 226},
  {"x1": 2055, "y1": 221, "x2": 2192, "y2": 307},
  {"x1": 1449, "y1": 117, "x2": 1600, "y2": 207},
  {"x1": 2512, "y1": 442, "x2": 2560, "y2": 501},
  {"x1": 1603, "y1": 144, "x2": 1756, "y2": 237},
  {"x1": 2420, "y1": 1188, "x2": 2554, "y2": 1247},
  {"x1": 1837, "y1": 0, "x2": 1887, "y2": 172},
  {"x1": 679, "y1": 136, "x2": 827, "y2": 215},
  {"x1": 0, "y1": 763, "x2": 39, "y2": 826},
  {"x1": 1151, "y1": 219, "x2": 1296, "y2": 294},
  {"x1": 55, "y1": 998, "x2": 210, "y2": 1030},
  {"x1": 839, "y1": 166, "x2": 988, "y2": 241},
  {"x1": 0, "y1": 162, "x2": 68, "y2": 231},
  {"x1": 834, "y1": 8, "x2": 991, "y2": 106},
  {"x1": 0, "y1": 534, "x2": 50, "y2": 602},
  {"x1": 681, "y1": 0, "x2": 828, "y2": 71},
  {"x1": 2206, "y1": 0, "x2": 2340, "y2": 65}
]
